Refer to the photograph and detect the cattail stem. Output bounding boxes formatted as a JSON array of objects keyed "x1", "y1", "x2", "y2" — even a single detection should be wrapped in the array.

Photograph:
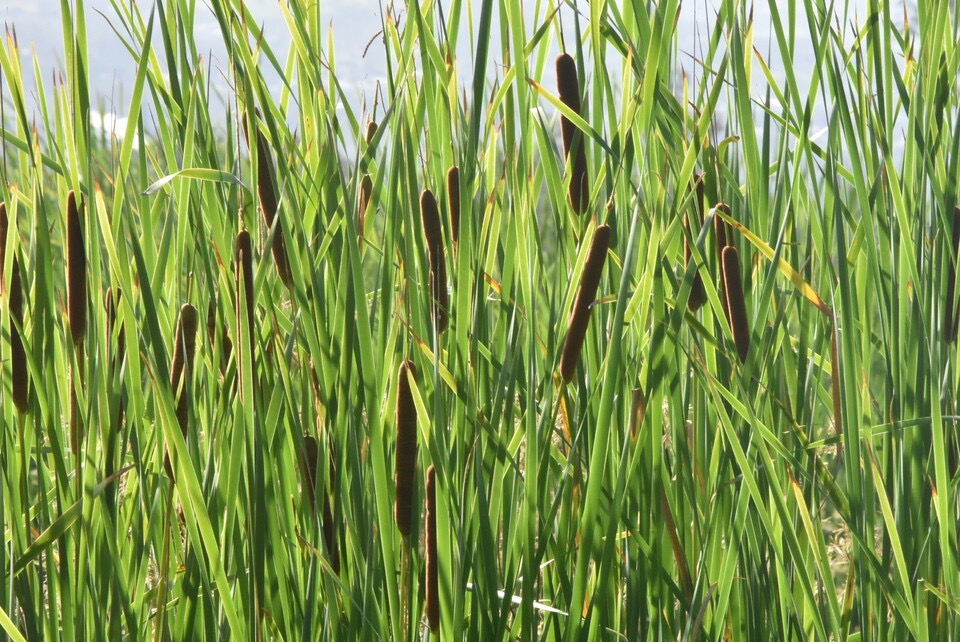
[
  {"x1": 946, "y1": 206, "x2": 960, "y2": 343},
  {"x1": 721, "y1": 246, "x2": 749, "y2": 363},
  {"x1": 685, "y1": 174, "x2": 706, "y2": 311},
  {"x1": 560, "y1": 225, "x2": 611, "y2": 382},
  {"x1": 243, "y1": 114, "x2": 292, "y2": 288},
  {"x1": 165, "y1": 304, "x2": 199, "y2": 477},
  {"x1": 394, "y1": 360, "x2": 418, "y2": 539},
  {"x1": 556, "y1": 53, "x2": 589, "y2": 215},
  {"x1": 425, "y1": 464, "x2": 439, "y2": 633},
  {"x1": 420, "y1": 190, "x2": 449, "y2": 334},
  {"x1": 446, "y1": 166, "x2": 460, "y2": 248}
]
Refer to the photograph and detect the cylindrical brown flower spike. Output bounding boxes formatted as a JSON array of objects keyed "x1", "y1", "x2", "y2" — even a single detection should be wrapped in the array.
[
  {"x1": 67, "y1": 190, "x2": 86, "y2": 345},
  {"x1": 0, "y1": 202, "x2": 8, "y2": 293},
  {"x1": 358, "y1": 173, "x2": 373, "y2": 245},
  {"x1": 446, "y1": 166, "x2": 460, "y2": 247},
  {"x1": 946, "y1": 206, "x2": 960, "y2": 343},
  {"x1": 420, "y1": 190, "x2": 449, "y2": 333},
  {"x1": 236, "y1": 230, "x2": 256, "y2": 392},
  {"x1": 165, "y1": 304, "x2": 199, "y2": 477},
  {"x1": 714, "y1": 203, "x2": 731, "y2": 319},
  {"x1": 425, "y1": 464, "x2": 440, "y2": 633},
  {"x1": 557, "y1": 53, "x2": 589, "y2": 215},
  {"x1": 685, "y1": 175, "x2": 707, "y2": 312},
  {"x1": 365, "y1": 120, "x2": 378, "y2": 145},
  {"x1": 394, "y1": 360, "x2": 418, "y2": 539},
  {"x1": 243, "y1": 115, "x2": 292, "y2": 288},
  {"x1": 9, "y1": 255, "x2": 28, "y2": 414},
  {"x1": 559, "y1": 224, "x2": 611, "y2": 382},
  {"x1": 721, "y1": 246, "x2": 750, "y2": 363}
]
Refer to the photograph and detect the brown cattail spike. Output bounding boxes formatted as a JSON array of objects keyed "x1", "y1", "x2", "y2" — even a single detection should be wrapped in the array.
[
  {"x1": 425, "y1": 464, "x2": 440, "y2": 632},
  {"x1": 358, "y1": 173, "x2": 373, "y2": 246},
  {"x1": 236, "y1": 230, "x2": 256, "y2": 391},
  {"x1": 67, "y1": 190, "x2": 86, "y2": 344},
  {"x1": 9, "y1": 255, "x2": 28, "y2": 413},
  {"x1": 685, "y1": 175, "x2": 707, "y2": 311},
  {"x1": 243, "y1": 114, "x2": 292, "y2": 288},
  {"x1": 556, "y1": 53, "x2": 589, "y2": 215},
  {"x1": 165, "y1": 304, "x2": 199, "y2": 477},
  {"x1": 721, "y1": 246, "x2": 749, "y2": 363},
  {"x1": 559, "y1": 224, "x2": 611, "y2": 382},
  {"x1": 394, "y1": 360, "x2": 418, "y2": 538},
  {"x1": 0, "y1": 202, "x2": 7, "y2": 293},
  {"x1": 714, "y1": 203, "x2": 731, "y2": 319},
  {"x1": 447, "y1": 166, "x2": 460, "y2": 247},
  {"x1": 365, "y1": 120, "x2": 378, "y2": 145},
  {"x1": 420, "y1": 190, "x2": 449, "y2": 333},
  {"x1": 946, "y1": 206, "x2": 960, "y2": 343}
]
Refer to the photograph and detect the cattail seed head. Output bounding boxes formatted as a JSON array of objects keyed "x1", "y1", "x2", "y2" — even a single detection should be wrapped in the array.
[
  {"x1": 243, "y1": 114, "x2": 292, "y2": 288},
  {"x1": 446, "y1": 166, "x2": 460, "y2": 247},
  {"x1": 721, "y1": 246, "x2": 749, "y2": 363},
  {"x1": 556, "y1": 54, "x2": 589, "y2": 215},
  {"x1": 425, "y1": 464, "x2": 440, "y2": 632},
  {"x1": 0, "y1": 202, "x2": 7, "y2": 293},
  {"x1": 67, "y1": 190, "x2": 87, "y2": 344},
  {"x1": 685, "y1": 175, "x2": 707, "y2": 312},
  {"x1": 560, "y1": 224, "x2": 611, "y2": 382},
  {"x1": 358, "y1": 173, "x2": 373, "y2": 245},
  {"x1": 715, "y1": 203, "x2": 731, "y2": 318},
  {"x1": 236, "y1": 230, "x2": 256, "y2": 389},
  {"x1": 420, "y1": 190, "x2": 449, "y2": 334},
  {"x1": 394, "y1": 360, "x2": 418, "y2": 538},
  {"x1": 165, "y1": 303, "x2": 198, "y2": 477},
  {"x1": 365, "y1": 120, "x2": 378, "y2": 145},
  {"x1": 946, "y1": 206, "x2": 960, "y2": 343},
  {"x1": 302, "y1": 435, "x2": 320, "y2": 512},
  {"x1": 9, "y1": 255, "x2": 28, "y2": 413}
]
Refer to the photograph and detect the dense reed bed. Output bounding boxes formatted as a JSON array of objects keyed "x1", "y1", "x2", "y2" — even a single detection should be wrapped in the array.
[{"x1": 1, "y1": 0, "x2": 960, "y2": 640}]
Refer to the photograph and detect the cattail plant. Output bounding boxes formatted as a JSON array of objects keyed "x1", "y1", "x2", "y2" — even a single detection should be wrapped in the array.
[
  {"x1": 420, "y1": 190, "x2": 449, "y2": 334},
  {"x1": 302, "y1": 435, "x2": 340, "y2": 574},
  {"x1": 0, "y1": 202, "x2": 7, "y2": 293},
  {"x1": 243, "y1": 113, "x2": 293, "y2": 288},
  {"x1": 236, "y1": 229, "x2": 255, "y2": 395},
  {"x1": 559, "y1": 224, "x2": 610, "y2": 382},
  {"x1": 721, "y1": 246, "x2": 749, "y2": 363},
  {"x1": 715, "y1": 203, "x2": 731, "y2": 319},
  {"x1": 685, "y1": 174, "x2": 707, "y2": 312},
  {"x1": 358, "y1": 173, "x2": 373, "y2": 246},
  {"x1": 425, "y1": 464, "x2": 439, "y2": 633},
  {"x1": 446, "y1": 166, "x2": 460, "y2": 247},
  {"x1": 365, "y1": 119, "x2": 378, "y2": 145},
  {"x1": 67, "y1": 190, "x2": 86, "y2": 344},
  {"x1": 105, "y1": 288, "x2": 125, "y2": 431},
  {"x1": 394, "y1": 360, "x2": 418, "y2": 539},
  {"x1": 946, "y1": 206, "x2": 960, "y2": 343},
  {"x1": 9, "y1": 253, "x2": 28, "y2": 414},
  {"x1": 165, "y1": 304, "x2": 199, "y2": 477},
  {"x1": 556, "y1": 53, "x2": 589, "y2": 215}
]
